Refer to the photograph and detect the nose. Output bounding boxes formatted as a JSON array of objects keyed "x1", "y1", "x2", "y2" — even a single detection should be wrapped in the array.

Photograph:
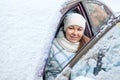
[{"x1": 73, "y1": 30, "x2": 78, "y2": 35}]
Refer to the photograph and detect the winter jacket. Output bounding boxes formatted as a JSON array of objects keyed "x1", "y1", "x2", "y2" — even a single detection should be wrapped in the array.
[{"x1": 45, "y1": 35, "x2": 90, "y2": 80}]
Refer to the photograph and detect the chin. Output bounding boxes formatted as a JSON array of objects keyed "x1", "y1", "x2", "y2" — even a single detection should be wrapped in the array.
[{"x1": 70, "y1": 40, "x2": 79, "y2": 43}]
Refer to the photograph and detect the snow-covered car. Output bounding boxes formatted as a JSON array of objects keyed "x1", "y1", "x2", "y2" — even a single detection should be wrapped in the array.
[
  {"x1": 44, "y1": 0, "x2": 120, "y2": 80},
  {"x1": 0, "y1": 0, "x2": 120, "y2": 80}
]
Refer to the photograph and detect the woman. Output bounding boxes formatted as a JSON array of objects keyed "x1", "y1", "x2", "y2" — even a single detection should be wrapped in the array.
[{"x1": 45, "y1": 13, "x2": 90, "y2": 80}]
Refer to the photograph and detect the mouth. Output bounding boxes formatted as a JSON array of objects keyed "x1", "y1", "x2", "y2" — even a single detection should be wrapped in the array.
[
  {"x1": 71, "y1": 36, "x2": 79, "y2": 39},
  {"x1": 71, "y1": 37, "x2": 79, "y2": 40},
  {"x1": 70, "y1": 36, "x2": 81, "y2": 41}
]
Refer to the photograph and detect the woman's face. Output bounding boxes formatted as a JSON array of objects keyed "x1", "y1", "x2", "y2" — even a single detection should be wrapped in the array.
[{"x1": 65, "y1": 25, "x2": 84, "y2": 43}]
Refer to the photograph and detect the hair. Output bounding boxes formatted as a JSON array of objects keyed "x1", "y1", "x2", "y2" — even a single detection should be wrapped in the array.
[{"x1": 77, "y1": 35, "x2": 90, "y2": 52}]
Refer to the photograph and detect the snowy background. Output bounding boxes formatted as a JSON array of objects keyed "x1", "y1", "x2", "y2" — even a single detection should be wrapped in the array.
[
  {"x1": 100, "y1": 0, "x2": 120, "y2": 14},
  {"x1": 0, "y1": 0, "x2": 67, "y2": 80},
  {"x1": 0, "y1": 0, "x2": 120, "y2": 80}
]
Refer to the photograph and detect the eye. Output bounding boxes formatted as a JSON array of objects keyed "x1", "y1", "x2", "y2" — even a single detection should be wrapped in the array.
[
  {"x1": 78, "y1": 28, "x2": 83, "y2": 31},
  {"x1": 68, "y1": 26, "x2": 74, "y2": 29}
]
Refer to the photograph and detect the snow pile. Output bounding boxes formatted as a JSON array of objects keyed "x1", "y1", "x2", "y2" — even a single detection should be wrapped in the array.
[
  {"x1": 0, "y1": 0, "x2": 68, "y2": 80},
  {"x1": 1, "y1": 0, "x2": 120, "y2": 80},
  {"x1": 74, "y1": 76, "x2": 94, "y2": 80}
]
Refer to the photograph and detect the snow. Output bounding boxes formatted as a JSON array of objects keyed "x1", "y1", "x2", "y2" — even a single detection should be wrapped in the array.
[
  {"x1": 100, "y1": 0, "x2": 120, "y2": 14},
  {"x1": 74, "y1": 76, "x2": 95, "y2": 80},
  {"x1": 71, "y1": 23, "x2": 120, "y2": 80},
  {"x1": 0, "y1": 0, "x2": 120, "y2": 80},
  {"x1": 0, "y1": 0, "x2": 68, "y2": 80}
]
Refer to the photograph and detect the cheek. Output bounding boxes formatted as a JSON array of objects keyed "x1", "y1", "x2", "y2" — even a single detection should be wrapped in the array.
[
  {"x1": 78, "y1": 32, "x2": 84, "y2": 40},
  {"x1": 65, "y1": 31, "x2": 72, "y2": 40},
  {"x1": 78, "y1": 31, "x2": 84, "y2": 36},
  {"x1": 65, "y1": 30, "x2": 72, "y2": 36},
  {"x1": 65, "y1": 32, "x2": 70, "y2": 38}
]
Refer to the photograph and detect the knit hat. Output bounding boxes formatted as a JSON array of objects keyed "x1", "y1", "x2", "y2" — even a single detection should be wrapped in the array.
[{"x1": 64, "y1": 13, "x2": 86, "y2": 31}]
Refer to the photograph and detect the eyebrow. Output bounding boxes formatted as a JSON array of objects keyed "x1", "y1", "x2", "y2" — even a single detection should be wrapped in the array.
[{"x1": 69, "y1": 25, "x2": 83, "y2": 29}]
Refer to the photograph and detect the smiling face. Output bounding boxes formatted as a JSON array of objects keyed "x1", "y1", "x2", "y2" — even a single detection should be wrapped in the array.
[{"x1": 65, "y1": 25, "x2": 84, "y2": 43}]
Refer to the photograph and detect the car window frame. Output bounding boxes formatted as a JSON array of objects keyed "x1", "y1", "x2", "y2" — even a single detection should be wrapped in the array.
[
  {"x1": 82, "y1": 0, "x2": 114, "y2": 35},
  {"x1": 55, "y1": 0, "x2": 115, "y2": 74},
  {"x1": 56, "y1": 1, "x2": 93, "y2": 39}
]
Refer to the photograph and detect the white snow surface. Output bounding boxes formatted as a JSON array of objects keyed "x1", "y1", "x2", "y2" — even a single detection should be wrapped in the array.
[
  {"x1": 71, "y1": 23, "x2": 120, "y2": 80},
  {"x1": 0, "y1": 0, "x2": 68, "y2": 80},
  {"x1": 100, "y1": 0, "x2": 120, "y2": 14},
  {"x1": 0, "y1": 0, "x2": 120, "y2": 80},
  {"x1": 74, "y1": 76, "x2": 95, "y2": 80}
]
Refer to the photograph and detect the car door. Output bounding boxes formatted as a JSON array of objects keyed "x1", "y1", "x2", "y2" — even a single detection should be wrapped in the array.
[
  {"x1": 43, "y1": 0, "x2": 119, "y2": 80},
  {"x1": 43, "y1": 1, "x2": 93, "y2": 79},
  {"x1": 55, "y1": 0, "x2": 115, "y2": 66},
  {"x1": 57, "y1": 0, "x2": 120, "y2": 80},
  {"x1": 70, "y1": 19, "x2": 120, "y2": 80}
]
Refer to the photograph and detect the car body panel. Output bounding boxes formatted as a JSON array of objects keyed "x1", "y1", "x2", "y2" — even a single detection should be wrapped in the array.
[
  {"x1": 0, "y1": 0, "x2": 120, "y2": 80},
  {"x1": 50, "y1": 0, "x2": 120, "y2": 80},
  {"x1": 71, "y1": 22, "x2": 120, "y2": 80}
]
